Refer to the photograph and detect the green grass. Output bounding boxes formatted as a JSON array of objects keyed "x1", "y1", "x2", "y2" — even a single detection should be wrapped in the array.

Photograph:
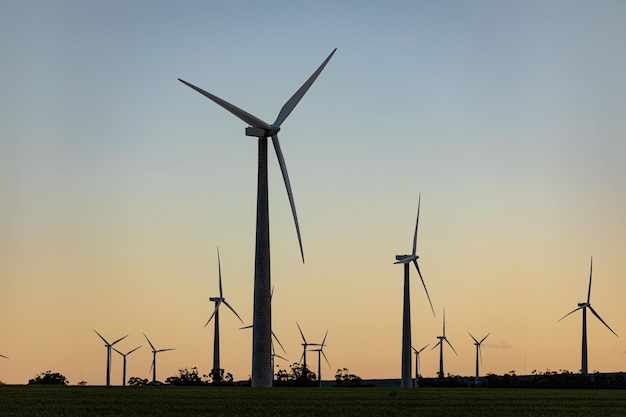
[{"x1": 2, "y1": 386, "x2": 626, "y2": 416}]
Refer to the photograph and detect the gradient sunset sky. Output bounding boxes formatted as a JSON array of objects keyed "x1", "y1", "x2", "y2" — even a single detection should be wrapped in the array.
[{"x1": 2, "y1": 0, "x2": 626, "y2": 385}]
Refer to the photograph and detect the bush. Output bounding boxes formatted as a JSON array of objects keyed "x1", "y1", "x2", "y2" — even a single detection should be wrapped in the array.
[{"x1": 28, "y1": 371, "x2": 68, "y2": 385}]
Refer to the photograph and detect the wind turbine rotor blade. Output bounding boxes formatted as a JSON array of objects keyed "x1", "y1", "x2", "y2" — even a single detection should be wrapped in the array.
[
  {"x1": 112, "y1": 347, "x2": 123, "y2": 356},
  {"x1": 588, "y1": 306, "x2": 618, "y2": 336},
  {"x1": 272, "y1": 135, "x2": 304, "y2": 263},
  {"x1": 412, "y1": 193, "x2": 421, "y2": 256},
  {"x1": 468, "y1": 332, "x2": 479, "y2": 344},
  {"x1": 413, "y1": 259, "x2": 435, "y2": 316},
  {"x1": 223, "y1": 300, "x2": 245, "y2": 324},
  {"x1": 558, "y1": 306, "x2": 582, "y2": 322},
  {"x1": 0, "y1": 354, "x2": 8, "y2": 359},
  {"x1": 274, "y1": 353, "x2": 288, "y2": 362},
  {"x1": 272, "y1": 331, "x2": 287, "y2": 354},
  {"x1": 127, "y1": 345, "x2": 142, "y2": 355},
  {"x1": 296, "y1": 321, "x2": 307, "y2": 344},
  {"x1": 178, "y1": 78, "x2": 272, "y2": 130},
  {"x1": 204, "y1": 303, "x2": 221, "y2": 327},
  {"x1": 442, "y1": 307, "x2": 446, "y2": 336},
  {"x1": 272, "y1": 48, "x2": 337, "y2": 128},
  {"x1": 143, "y1": 333, "x2": 156, "y2": 351},
  {"x1": 418, "y1": 344, "x2": 429, "y2": 353},
  {"x1": 93, "y1": 329, "x2": 109, "y2": 345},
  {"x1": 480, "y1": 333, "x2": 490, "y2": 344},
  {"x1": 149, "y1": 359, "x2": 154, "y2": 373},
  {"x1": 321, "y1": 350, "x2": 331, "y2": 368},
  {"x1": 158, "y1": 348, "x2": 176, "y2": 353},
  {"x1": 240, "y1": 324, "x2": 253, "y2": 330},
  {"x1": 431, "y1": 341, "x2": 442, "y2": 350},
  {"x1": 111, "y1": 335, "x2": 128, "y2": 346},
  {"x1": 321, "y1": 330, "x2": 328, "y2": 347},
  {"x1": 217, "y1": 247, "x2": 223, "y2": 298},
  {"x1": 479, "y1": 345, "x2": 483, "y2": 365},
  {"x1": 445, "y1": 338, "x2": 458, "y2": 356},
  {"x1": 587, "y1": 256, "x2": 593, "y2": 304}
]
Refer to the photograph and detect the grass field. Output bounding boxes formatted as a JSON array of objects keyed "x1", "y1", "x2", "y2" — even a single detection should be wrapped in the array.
[{"x1": 1, "y1": 386, "x2": 626, "y2": 416}]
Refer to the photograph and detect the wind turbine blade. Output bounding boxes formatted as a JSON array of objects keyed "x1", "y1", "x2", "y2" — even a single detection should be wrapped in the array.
[
  {"x1": 321, "y1": 330, "x2": 328, "y2": 347},
  {"x1": 587, "y1": 256, "x2": 593, "y2": 304},
  {"x1": 411, "y1": 346, "x2": 417, "y2": 354},
  {"x1": 479, "y1": 345, "x2": 483, "y2": 365},
  {"x1": 274, "y1": 353, "x2": 288, "y2": 362},
  {"x1": 0, "y1": 354, "x2": 8, "y2": 359},
  {"x1": 272, "y1": 135, "x2": 304, "y2": 263},
  {"x1": 431, "y1": 341, "x2": 442, "y2": 350},
  {"x1": 445, "y1": 338, "x2": 458, "y2": 356},
  {"x1": 480, "y1": 333, "x2": 490, "y2": 344},
  {"x1": 149, "y1": 359, "x2": 154, "y2": 373},
  {"x1": 412, "y1": 193, "x2": 421, "y2": 256},
  {"x1": 157, "y1": 348, "x2": 176, "y2": 353},
  {"x1": 217, "y1": 247, "x2": 223, "y2": 298},
  {"x1": 468, "y1": 332, "x2": 479, "y2": 344},
  {"x1": 111, "y1": 335, "x2": 128, "y2": 346},
  {"x1": 127, "y1": 345, "x2": 142, "y2": 356},
  {"x1": 143, "y1": 333, "x2": 156, "y2": 351},
  {"x1": 223, "y1": 300, "x2": 245, "y2": 324},
  {"x1": 321, "y1": 351, "x2": 331, "y2": 368},
  {"x1": 204, "y1": 302, "x2": 221, "y2": 327},
  {"x1": 442, "y1": 307, "x2": 446, "y2": 336},
  {"x1": 178, "y1": 78, "x2": 272, "y2": 130},
  {"x1": 271, "y1": 286, "x2": 275, "y2": 301},
  {"x1": 272, "y1": 331, "x2": 287, "y2": 354},
  {"x1": 558, "y1": 306, "x2": 582, "y2": 322},
  {"x1": 413, "y1": 259, "x2": 435, "y2": 316},
  {"x1": 93, "y1": 329, "x2": 109, "y2": 345},
  {"x1": 296, "y1": 321, "x2": 307, "y2": 344},
  {"x1": 112, "y1": 347, "x2": 123, "y2": 356},
  {"x1": 588, "y1": 306, "x2": 618, "y2": 336},
  {"x1": 418, "y1": 344, "x2": 429, "y2": 353},
  {"x1": 273, "y1": 48, "x2": 337, "y2": 128},
  {"x1": 240, "y1": 324, "x2": 253, "y2": 330}
]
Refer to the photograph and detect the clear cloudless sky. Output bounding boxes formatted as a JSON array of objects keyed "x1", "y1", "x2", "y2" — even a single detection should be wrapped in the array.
[{"x1": 1, "y1": 0, "x2": 626, "y2": 385}]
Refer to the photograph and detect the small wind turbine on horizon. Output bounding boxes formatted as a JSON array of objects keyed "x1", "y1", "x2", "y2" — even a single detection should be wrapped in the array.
[
  {"x1": 468, "y1": 332, "x2": 489, "y2": 382},
  {"x1": 144, "y1": 333, "x2": 175, "y2": 384},
  {"x1": 112, "y1": 345, "x2": 142, "y2": 386},
  {"x1": 394, "y1": 194, "x2": 435, "y2": 388},
  {"x1": 412, "y1": 344, "x2": 428, "y2": 388},
  {"x1": 310, "y1": 330, "x2": 330, "y2": 388},
  {"x1": 432, "y1": 308, "x2": 457, "y2": 379},
  {"x1": 296, "y1": 321, "x2": 321, "y2": 375},
  {"x1": 93, "y1": 329, "x2": 128, "y2": 386},
  {"x1": 179, "y1": 48, "x2": 336, "y2": 387},
  {"x1": 205, "y1": 248, "x2": 244, "y2": 375},
  {"x1": 558, "y1": 257, "x2": 618, "y2": 375}
]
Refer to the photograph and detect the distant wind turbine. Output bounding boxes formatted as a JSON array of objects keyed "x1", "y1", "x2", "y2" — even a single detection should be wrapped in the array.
[
  {"x1": 205, "y1": 248, "x2": 244, "y2": 374},
  {"x1": 296, "y1": 321, "x2": 321, "y2": 375},
  {"x1": 93, "y1": 329, "x2": 128, "y2": 386},
  {"x1": 394, "y1": 194, "x2": 435, "y2": 388},
  {"x1": 412, "y1": 344, "x2": 428, "y2": 388},
  {"x1": 112, "y1": 345, "x2": 142, "y2": 386},
  {"x1": 558, "y1": 257, "x2": 618, "y2": 375},
  {"x1": 468, "y1": 333, "x2": 489, "y2": 382},
  {"x1": 179, "y1": 48, "x2": 336, "y2": 387},
  {"x1": 310, "y1": 330, "x2": 330, "y2": 388},
  {"x1": 144, "y1": 333, "x2": 175, "y2": 383},
  {"x1": 432, "y1": 308, "x2": 457, "y2": 379}
]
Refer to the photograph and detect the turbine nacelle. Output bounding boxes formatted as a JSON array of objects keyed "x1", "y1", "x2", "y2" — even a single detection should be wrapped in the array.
[
  {"x1": 245, "y1": 126, "x2": 280, "y2": 138},
  {"x1": 578, "y1": 302, "x2": 589, "y2": 308},
  {"x1": 394, "y1": 254, "x2": 419, "y2": 264}
]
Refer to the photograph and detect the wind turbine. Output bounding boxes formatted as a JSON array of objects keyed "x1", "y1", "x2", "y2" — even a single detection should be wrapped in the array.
[
  {"x1": 93, "y1": 329, "x2": 128, "y2": 386},
  {"x1": 411, "y1": 344, "x2": 428, "y2": 388},
  {"x1": 431, "y1": 308, "x2": 457, "y2": 379},
  {"x1": 310, "y1": 330, "x2": 330, "y2": 388},
  {"x1": 205, "y1": 248, "x2": 244, "y2": 375},
  {"x1": 296, "y1": 321, "x2": 321, "y2": 375},
  {"x1": 468, "y1": 333, "x2": 489, "y2": 382},
  {"x1": 179, "y1": 48, "x2": 336, "y2": 387},
  {"x1": 394, "y1": 194, "x2": 435, "y2": 388},
  {"x1": 112, "y1": 345, "x2": 142, "y2": 386},
  {"x1": 143, "y1": 333, "x2": 175, "y2": 384},
  {"x1": 558, "y1": 257, "x2": 618, "y2": 375}
]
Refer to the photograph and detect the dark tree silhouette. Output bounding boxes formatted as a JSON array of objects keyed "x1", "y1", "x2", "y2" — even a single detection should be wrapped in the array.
[
  {"x1": 28, "y1": 371, "x2": 68, "y2": 385},
  {"x1": 127, "y1": 376, "x2": 149, "y2": 386},
  {"x1": 334, "y1": 368, "x2": 363, "y2": 387}
]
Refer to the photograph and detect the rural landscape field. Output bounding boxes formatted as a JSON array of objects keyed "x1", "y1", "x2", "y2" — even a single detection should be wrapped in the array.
[{"x1": 2, "y1": 386, "x2": 626, "y2": 417}]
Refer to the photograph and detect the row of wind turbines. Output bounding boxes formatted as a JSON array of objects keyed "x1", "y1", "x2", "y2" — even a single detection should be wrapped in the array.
[{"x1": 395, "y1": 193, "x2": 618, "y2": 387}]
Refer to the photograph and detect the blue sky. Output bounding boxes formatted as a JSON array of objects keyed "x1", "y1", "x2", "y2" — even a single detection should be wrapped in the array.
[{"x1": 1, "y1": 0, "x2": 626, "y2": 384}]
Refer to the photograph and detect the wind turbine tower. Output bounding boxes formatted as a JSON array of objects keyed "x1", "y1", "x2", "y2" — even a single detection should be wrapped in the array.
[
  {"x1": 205, "y1": 248, "x2": 244, "y2": 375},
  {"x1": 468, "y1": 332, "x2": 489, "y2": 382},
  {"x1": 93, "y1": 329, "x2": 127, "y2": 386},
  {"x1": 432, "y1": 308, "x2": 457, "y2": 379},
  {"x1": 144, "y1": 333, "x2": 175, "y2": 383},
  {"x1": 113, "y1": 345, "x2": 142, "y2": 386},
  {"x1": 558, "y1": 257, "x2": 618, "y2": 375},
  {"x1": 179, "y1": 48, "x2": 336, "y2": 387},
  {"x1": 412, "y1": 344, "x2": 428, "y2": 388},
  {"x1": 394, "y1": 194, "x2": 435, "y2": 388}
]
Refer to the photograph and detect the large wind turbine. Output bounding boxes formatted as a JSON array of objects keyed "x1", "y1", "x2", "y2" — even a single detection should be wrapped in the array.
[
  {"x1": 179, "y1": 48, "x2": 336, "y2": 388},
  {"x1": 394, "y1": 194, "x2": 435, "y2": 388},
  {"x1": 431, "y1": 308, "x2": 457, "y2": 379},
  {"x1": 558, "y1": 257, "x2": 618, "y2": 375},
  {"x1": 310, "y1": 330, "x2": 330, "y2": 388},
  {"x1": 412, "y1": 344, "x2": 428, "y2": 388},
  {"x1": 205, "y1": 248, "x2": 244, "y2": 375},
  {"x1": 93, "y1": 329, "x2": 127, "y2": 386},
  {"x1": 112, "y1": 345, "x2": 142, "y2": 386},
  {"x1": 468, "y1": 332, "x2": 489, "y2": 382},
  {"x1": 144, "y1": 333, "x2": 175, "y2": 383}
]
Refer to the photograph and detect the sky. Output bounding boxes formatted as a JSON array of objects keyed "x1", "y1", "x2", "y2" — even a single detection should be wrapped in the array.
[{"x1": 1, "y1": 0, "x2": 626, "y2": 385}]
